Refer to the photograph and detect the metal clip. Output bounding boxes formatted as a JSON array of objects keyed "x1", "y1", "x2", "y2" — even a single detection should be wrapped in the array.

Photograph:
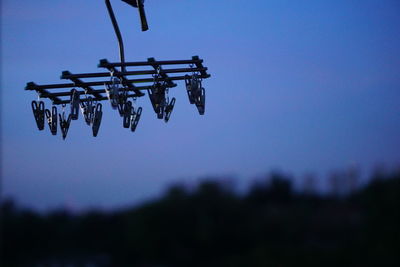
[
  {"x1": 164, "y1": 97, "x2": 176, "y2": 123},
  {"x1": 45, "y1": 106, "x2": 58, "y2": 135},
  {"x1": 131, "y1": 107, "x2": 142, "y2": 132},
  {"x1": 123, "y1": 101, "x2": 132, "y2": 128},
  {"x1": 70, "y1": 89, "x2": 80, "y2": 120},
  {"x1": 92, "y1": 103, "x2": 103, "y2": 137},
  {"x1": 31, "y1": 100, "x2": 45, "y2": 131}
]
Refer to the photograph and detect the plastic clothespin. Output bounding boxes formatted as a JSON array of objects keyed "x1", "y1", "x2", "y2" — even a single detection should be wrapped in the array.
[
  {"x1": 31, "y1": 100, "x2": 45, "y2": 131},
  {"x1": 185, "y1": 75, "x2": 195, "y2": 104},
  {"x1": 45, "y1": 106, "x2": 58, "y2": 135},
  {"x1": 164, "y1": 97, "x2": 176, "y2": 123},
  {"x1": 59, "y1": 113, "x2": 71, "y2": 140},
  {"x1": 105, "y1": 77, "x2": 120, "y2": 110},
  {"x1": 131, "y1": 107, "x2": 142, "y2": 132},
  {"x1": 195, "y1": 87, "x2": 206, "y2": 115},
  {"x1": 92, "y1": 103, "x2": 103, "y2": 137},
  {"x1": 70, "y1": 89, "x2": 80, "y2": 120},
  {"x1": 80, "y1": 96, "x2": 95, "y2": 125},
  {"x1": 123, "y1": 101, "x2": 133, "y2": 128}
]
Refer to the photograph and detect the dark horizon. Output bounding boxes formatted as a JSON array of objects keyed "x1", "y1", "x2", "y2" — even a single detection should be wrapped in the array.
[{"x1": 2, "y1": 169, "x2": 400, "y2": 266}]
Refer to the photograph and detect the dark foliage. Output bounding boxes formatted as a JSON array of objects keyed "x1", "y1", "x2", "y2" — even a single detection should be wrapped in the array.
[{"x1": 1, "y1": 171, "x2": 400, "y2": 267}]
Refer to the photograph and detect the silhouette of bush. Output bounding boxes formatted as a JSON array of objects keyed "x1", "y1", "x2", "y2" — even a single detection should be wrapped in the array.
[{"x1": 1, "y1": 170, "x2": 400, "y2": 266}]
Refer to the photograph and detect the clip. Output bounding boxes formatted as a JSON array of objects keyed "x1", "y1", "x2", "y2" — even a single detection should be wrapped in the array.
[
  {"x1": 80, "y1": 97, "x2": 95, "y2": 125},
  {"x1": 164, "y1": 97, "x2": 176, "y2": 123},
  {"x1": 45, "y1": 106, "x2": 58, "y2": 135},
  {"x1": 123, "y1": 101, "x2": 133, "y2": 128},
  {"x1": 185, "y1": 75, "x2": 195, "y2": 104},
  {"x1": 105, "y1": 77, "x2": 120, "y2": 109},
  {"x1": 31, "y1": 100, "x2": 45, "y2": 131},
  {"x1": 70, "y1": 89, "x2": 80, "y2": 120},
  {"x1": 148, "y1": 82, "x2": 166, "y2": 119},
  {"x1": 117, "y1": 88, "x2": 129, "y2": 117},
  {"x1": 59, "y1": 113, "x2": 71, "y2": 140},
  {"x1": 92, "y1": 103, "x2": 103, "y2": 137},
  {"x1": 131, "y1": 107, "x2": 142, "y2": 132},
  {"x1": 195, "y1": 87, "x2": 206, "y2": 115},
  {"x1": 186, "y1": 75, "x2": 206, "y2": 115}
]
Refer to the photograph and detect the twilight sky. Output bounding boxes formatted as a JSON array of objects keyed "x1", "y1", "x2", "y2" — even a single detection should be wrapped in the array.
[{"x1": 1, "y1": 0, "x2": 400, "y2": 211}]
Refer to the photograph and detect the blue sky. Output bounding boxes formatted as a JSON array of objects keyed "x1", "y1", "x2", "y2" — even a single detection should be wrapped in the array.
[{"x1": 2, "y1": 0, "x2": 400, "y2": 211}]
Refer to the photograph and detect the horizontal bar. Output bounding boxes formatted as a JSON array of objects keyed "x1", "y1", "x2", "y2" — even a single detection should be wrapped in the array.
[
  {"x1": 62, "y1": 71, "x2": 103, "y2": 99},
  {"x1": 53, "y1": 94, "x2": 140, "y2": 105},
  {"x1": 98, "y1": 59, "x2": 144, "y2": 97},
  {"x1": 26, "y1": 82, "x2": 62, "y2": 102},
  {"x1": 61, "y1": 67, "x2": 208, "y2": 79},
  {"x1": 40, "y1": 84, "x2": 175, "y2": 98},
  {"x1": 26, "y1": 74, "x2": 208, "y2": 91},
  {"x1": 98, "y1": 57, "x2": 203, "y2": 68}
]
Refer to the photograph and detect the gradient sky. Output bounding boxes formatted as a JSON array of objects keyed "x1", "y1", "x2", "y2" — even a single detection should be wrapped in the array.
[{"x1": 2, "y1": 0, "x2": 400, "y2": 211}]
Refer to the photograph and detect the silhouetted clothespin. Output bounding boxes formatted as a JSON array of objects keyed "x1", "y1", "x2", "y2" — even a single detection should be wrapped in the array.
[
  {"x1": 70, "y1": 89, "x2": 80, "y2": 120},
  {"x1": 123, "y1": 101, "x2": 133, "y2": 128},
  {"x1": 131, "y1": 107, "x2": 142, "y2": 132},
  {"x1": 31, "y1": 100, "x2": 45, "y2": 131},
  {"x1": 45, "y1": 106, "x2": 58, "y2": 135},
  {"x1": 105, "y1": 76, "x2": 121, "y2": 110},
  {"x1": 164, "y1": 97, "x2": 176, "y2": 123},
  {"x1": 92, "y1": 103, "x2": 103, "y2": 137},
  {"x1": 80, "y1": 95, "x2": 95, "y2": 126}
]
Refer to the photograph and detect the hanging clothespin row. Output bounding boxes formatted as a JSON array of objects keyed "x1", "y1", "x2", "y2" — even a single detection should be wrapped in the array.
[
  {"x1": 105, "y1": 74, "x2": 120, "y2": 110},
  {"x1": 92, "y1": 103, "x2": 103, "y2": 137},
  {"x1": 45, "y1": 106, "x2": 58, "y2": 135},
  {"x1": 80, "y1": 92, "x2": 95, "y2": 126},
  {"x1": 70, "y1": 89, "x2": 80, "y2": 120},
  {"x1": 59, "y1": 104, "x2": 71, "y2": 140},
  {"x1": 31, "y1": 95, "x2": 45, "y2": 131},
  {"x1": 131, "y1": 106, "x2": 142, "y2": 132}
]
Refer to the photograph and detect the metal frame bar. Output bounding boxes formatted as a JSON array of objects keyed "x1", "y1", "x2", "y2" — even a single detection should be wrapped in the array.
[{"x1": 26, "y1": 57, "x2": 211, "y2": 105}]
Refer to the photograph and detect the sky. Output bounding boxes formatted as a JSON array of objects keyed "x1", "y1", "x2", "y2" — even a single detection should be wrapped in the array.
[{"x1": 1, "y1": 0, "x2": 400, "y2": 212}]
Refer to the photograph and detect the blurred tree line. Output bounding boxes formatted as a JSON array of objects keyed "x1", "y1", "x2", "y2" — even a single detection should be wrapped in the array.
[{"x1": 1, "y1": 170, "x2": 400, "y2": 267}]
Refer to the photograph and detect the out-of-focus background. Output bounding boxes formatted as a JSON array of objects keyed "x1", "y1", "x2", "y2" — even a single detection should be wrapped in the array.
[{"x1": 1, "y1": 0, "x2": 400, "y2": 266}]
